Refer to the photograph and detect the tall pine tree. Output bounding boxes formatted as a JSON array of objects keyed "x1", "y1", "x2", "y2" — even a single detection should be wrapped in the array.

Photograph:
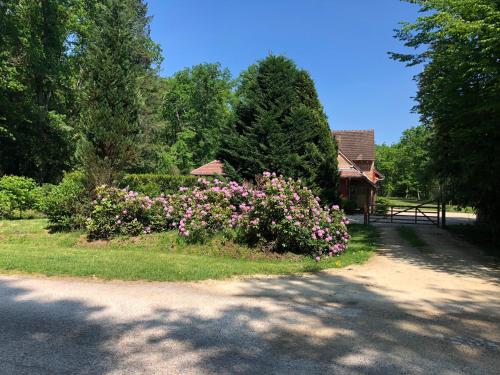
[
  {"x1": 77, "y1": 0, "x2": 160, "y2": 188},
  {"x1": 219, "y1": 55, "x2": 339, "y2": 201}
]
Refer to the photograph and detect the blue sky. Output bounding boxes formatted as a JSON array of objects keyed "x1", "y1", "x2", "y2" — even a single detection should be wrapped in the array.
[{"x1": 147, "y1": 0, "x2": 422, "y2": 144}]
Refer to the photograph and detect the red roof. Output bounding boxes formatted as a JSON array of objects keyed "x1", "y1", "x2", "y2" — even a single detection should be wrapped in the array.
[
  {"x1": 337, "y1": 151, "x2": 376, "y2": 187},
  {"x1": 190, "y1": 160, "x2": 225, "y2": 176},
  {"x1": 332, "y1": 130, "x2": 375, "y2": 161}
]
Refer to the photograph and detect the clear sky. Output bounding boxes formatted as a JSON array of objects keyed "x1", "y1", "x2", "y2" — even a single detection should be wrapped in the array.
[{"x1": 147, "y1": 0, "x2": 422, "y2": 145}]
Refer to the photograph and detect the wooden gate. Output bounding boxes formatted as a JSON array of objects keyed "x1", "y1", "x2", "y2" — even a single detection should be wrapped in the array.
[{"x1": 367, "y1": 201, "x2": 444, "y2": 227}]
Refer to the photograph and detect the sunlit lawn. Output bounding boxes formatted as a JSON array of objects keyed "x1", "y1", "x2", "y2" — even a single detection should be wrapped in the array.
[
  {"x1": 385, "y1": 197, "x2": 473, "y2": 213},
  {"x1": 0, "y1": 219, "x2": 379, "y2": 281},
  {"x1": 396, "y1": 226, "x2": 427, "y2": 249}
]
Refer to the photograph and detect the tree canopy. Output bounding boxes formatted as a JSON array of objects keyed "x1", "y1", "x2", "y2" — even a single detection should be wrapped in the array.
[
  {"x1": 160, "y1": 63, "x2": 234, "y2": 174},
  {"x1": 376, "y1": 125, "x2": 433, "y2": 199},
  {"x1": 0, "y1": 0, "x2": 79, "y2": 182},
  {"x1": 219, "y1": 55, "x2": 339, "y2": 201},
  {"x1": 392, "y1": 0, "x2": 499, "y2": 225},
  {"x1": 77, "y1": 0, "x2": 161, "y2": 187}
]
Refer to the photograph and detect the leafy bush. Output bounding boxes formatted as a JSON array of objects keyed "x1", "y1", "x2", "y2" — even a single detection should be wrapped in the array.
[
  {"x1": 44, "y1": 172, "x2": 89, "y2": 230},
  {"x1": 0, "y1": 191, "x2": 13, "y2": 218},
  {"x1": 120, "y1": 174, "x2": 200, "y2": 196},
  {"x1": 374, "y1": 196, "x2": 390, "y2": 214},
  {"x1": 235, "y1": 173, "x2": 349, "y2": 257},
  {"x1": 0, "y1": 175, "x2": 38, "y2": 218},
  {"x1": 31, "y1": 184, "x2": 55, "y2": 213},
  {"x1": 86, "y1": 174, "x2": 350, "y2": 260},
  {"x1": 86, "y1": 186, "x2": 173, "y2": 240}
]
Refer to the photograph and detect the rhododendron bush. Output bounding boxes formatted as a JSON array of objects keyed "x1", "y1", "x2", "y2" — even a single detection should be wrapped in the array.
[{"x1": 86, "y1": 173, "x2": 350, "y2": 259}]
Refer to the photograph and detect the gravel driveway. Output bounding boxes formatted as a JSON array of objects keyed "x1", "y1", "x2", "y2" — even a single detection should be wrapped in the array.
[{"x1": 0, "y1": 224, "x2": 499, "y2": 374}]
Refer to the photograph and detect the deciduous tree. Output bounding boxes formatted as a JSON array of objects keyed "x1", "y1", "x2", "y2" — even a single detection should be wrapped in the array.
[
  {"x1": 392, "y1": 0, "x2": 499, "y2": 226},
  {"x1": 160, "y1": 63, "x2": 234, "y2": 174}
]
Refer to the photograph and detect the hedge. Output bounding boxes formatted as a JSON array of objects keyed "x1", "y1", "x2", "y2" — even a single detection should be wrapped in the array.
[{"x1": 119, "y1": 174, "x2": 201, "y2": 196}]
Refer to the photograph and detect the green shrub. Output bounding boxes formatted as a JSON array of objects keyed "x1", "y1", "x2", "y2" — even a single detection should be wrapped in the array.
[
  {"x1": 120, "y1": 174, "x2": 200, "y2": 196},
  {"x1": 0, "y1": 191, "x2": 13, "y2": 218},
  {"x1": 374, "y1": 196, "x2": 390, "y2": 214},
  {"x1": 86, "y1": 175, "x2": 351, "y2": 260},
  {"x1": 44, "y1": 171, "x2": 89, "y2": 230},
  {"x1": 32, "y1": 183, "x2": 55, "y2": 213},
  {"x1": 86, "y1": 186, "x2": 169, "y2": 240},
  {"x1": 340, "y1": 198, "x2": 357, "y2": 214},
  {"x1": 0, "y1": 175, "x2": 38, "y2": 218}
]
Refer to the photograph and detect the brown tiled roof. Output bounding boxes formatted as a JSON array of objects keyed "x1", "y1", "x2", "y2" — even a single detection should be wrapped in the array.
[
  {"x1": 190, "y1": 160, "x2": 225, "y2": 176},
  {"x1": 332, "y1": 129, "x2": 375, "y2": 161},
  {"x1": 337, "y1": 151, "x2": 376, "y2": 187}
]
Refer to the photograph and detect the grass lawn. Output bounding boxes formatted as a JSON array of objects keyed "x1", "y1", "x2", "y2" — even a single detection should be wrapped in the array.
[
  {"x1": 0, "y1": 219, "x2": 379, "y2": 281},
  {"x1": 384, "y1": 197, "x2": 474, "y2": 214},
  {"x1": 396, "y1": 226, "x2": 427, "y2": 249}
]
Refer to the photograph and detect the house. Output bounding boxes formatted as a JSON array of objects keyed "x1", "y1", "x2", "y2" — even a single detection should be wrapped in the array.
[
  {"x1": 191, "y1": 129, "x2": 383, "y2": 211},
  {"x1": 190, "y1": 160, "x2": 225, "y2": 176},
  {"x1": 333, "y1": 129, "x2": 383, "y2": 210}
]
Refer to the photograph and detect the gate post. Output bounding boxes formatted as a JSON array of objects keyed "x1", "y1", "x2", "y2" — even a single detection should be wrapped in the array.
[
  {"x1": 442, "y1": 202, "x2": 446, "y2": 228},
  {"x1": 437, "y1": 200, "x2": 441, "y2": 227}
]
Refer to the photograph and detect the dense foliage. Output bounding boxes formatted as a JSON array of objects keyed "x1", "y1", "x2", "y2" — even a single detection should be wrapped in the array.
[
  {"x1": 77, "y1": 0, "x2": 162, "y2": 188},
  {"x1": 0, "y1": 175, "x2": 38, "y2": 218},
  {"x1": 120, "y1": 174, "x2": 199, "y2": 196},
  {"x1": 86, "y1": 174, "x2": 350, "y2": 259},
  {"x1": 160, "y1": 63, "x2": 234, "y2": 174},
  {"x1": 43, "y1": 171, "x2": 88, "y2": 230},
  {"x1": 376, "y1": 125, "x2": 434, "y2": 199},
  {"x1": 0, "y1": 0, "x2": 78, "y2": 182},
  {"x1": 392, "y1": 0, "x2": 499, "y2": 227},
  {"x1": 219, "y1": 55, "x2": 339, "y2": 201}
]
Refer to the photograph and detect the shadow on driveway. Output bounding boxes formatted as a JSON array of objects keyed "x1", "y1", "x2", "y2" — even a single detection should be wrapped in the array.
[{"x1": 1, "y1": 268, "x2": 499, "y2": 374}]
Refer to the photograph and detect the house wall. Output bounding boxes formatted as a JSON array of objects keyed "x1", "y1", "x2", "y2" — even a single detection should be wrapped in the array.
[
  {"x1": 339, "y1": 178, "x2": 349, "y2": 199},
  {"x1": 340, "y1": 178, "x2": 377, "y2": 210}
]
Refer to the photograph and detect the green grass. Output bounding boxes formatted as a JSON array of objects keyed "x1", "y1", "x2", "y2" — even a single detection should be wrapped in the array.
[
  {"x1": 384, "y1": 197, "x2": 474, "y2": 214},
  {"x1": 0, "y1": 219, "x2": 380, "y2": 281},
  {"x1": 396, "y1": 226, "x2": 427, "y2": 248}
]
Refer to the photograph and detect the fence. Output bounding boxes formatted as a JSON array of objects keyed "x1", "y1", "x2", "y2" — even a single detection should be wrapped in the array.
[{"x1": 366, "y1": 201, "x2": 444, "y2": 227}]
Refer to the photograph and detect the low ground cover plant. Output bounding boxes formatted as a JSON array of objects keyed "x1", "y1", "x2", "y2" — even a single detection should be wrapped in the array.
[{"x1": 86, "y1": 173, "x2": 350, "y2": 260}]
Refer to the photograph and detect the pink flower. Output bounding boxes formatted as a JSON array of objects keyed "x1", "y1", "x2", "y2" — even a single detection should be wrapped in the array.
[{"x1": 315, "y1": 256, "x2": 321, "y2": 262}]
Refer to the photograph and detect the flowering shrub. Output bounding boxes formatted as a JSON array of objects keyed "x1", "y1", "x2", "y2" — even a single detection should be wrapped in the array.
[
  {"x1": 236, "y1": 173, "x2": 349, "y2": 258},
  {"x1": 85, "y1": 174, "x2": 350, "y2": 259},
  {"x1": 86, "y1": 186, "x2": 159, "y2": 240}
]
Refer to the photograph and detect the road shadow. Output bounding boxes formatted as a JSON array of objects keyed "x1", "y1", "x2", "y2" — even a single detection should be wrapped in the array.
[
  {"x1": 375, "y1": 224, "x2": 500, "y2": 284},
  {"x1": 0, "y1": 281, "x2": 117, "y2": 374},
  {"x1": 1, "y1": 272, "x2": 499, "y2": 374}
]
